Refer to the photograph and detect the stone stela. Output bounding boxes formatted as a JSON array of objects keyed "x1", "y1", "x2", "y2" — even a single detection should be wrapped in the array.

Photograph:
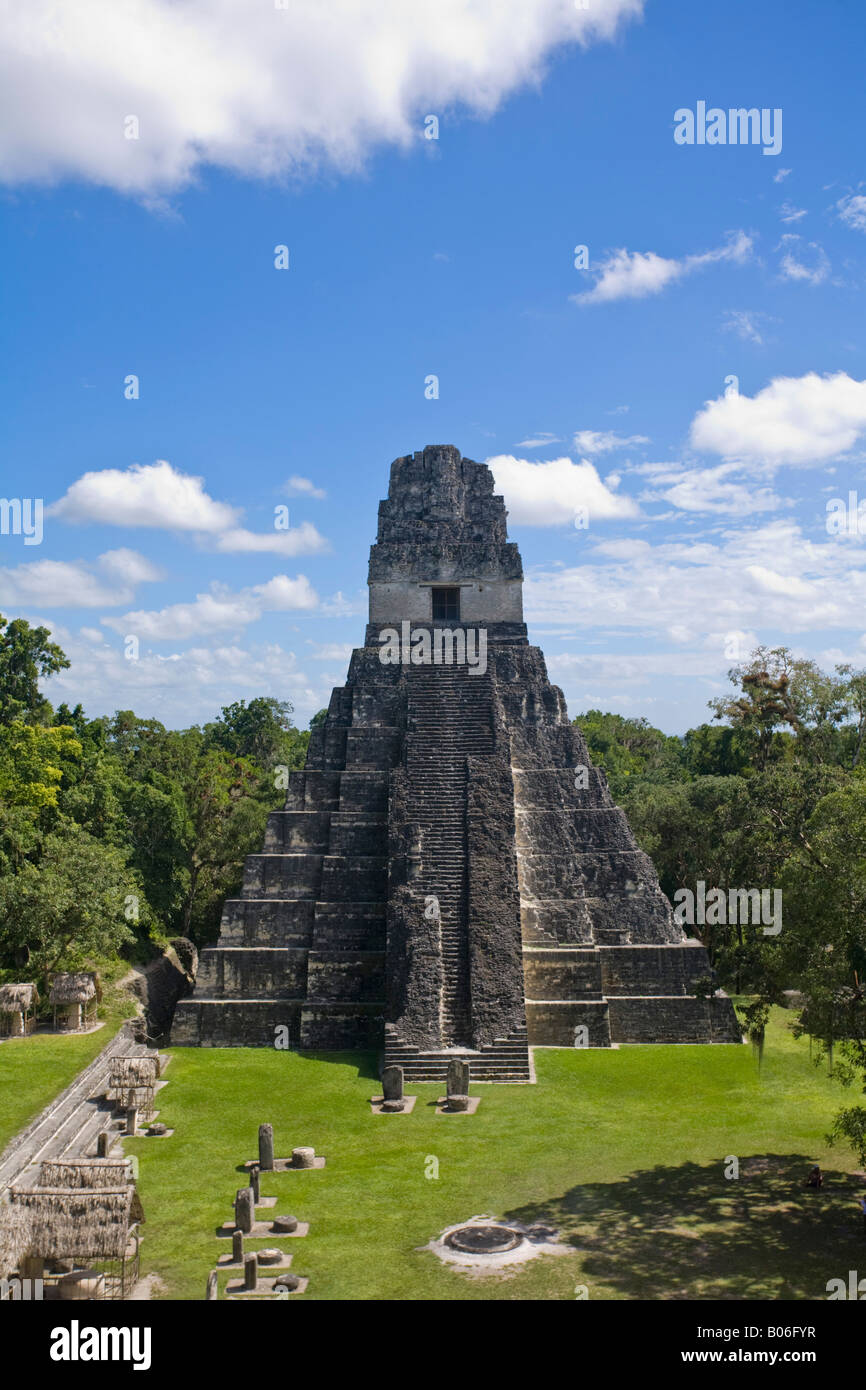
[{"x1": 172, "y1": 446, "x2": 741, "y2": 1080}]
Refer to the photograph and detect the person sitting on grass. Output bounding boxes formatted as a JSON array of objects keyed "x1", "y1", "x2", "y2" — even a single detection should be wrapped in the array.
[{"x1": 805, "y1": 1165, "x2": 824, "y2": 1190}]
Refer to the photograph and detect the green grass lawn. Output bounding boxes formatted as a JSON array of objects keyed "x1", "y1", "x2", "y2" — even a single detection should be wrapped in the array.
[
  {"x1": 0, "y1": 1010, "x2": 128, "y2": 1154},
  {"x1": 126, "y1": 1007, "x2": 866, "y2": 1301}
]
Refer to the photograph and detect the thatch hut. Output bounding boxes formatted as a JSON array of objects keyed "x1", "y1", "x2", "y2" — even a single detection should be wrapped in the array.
[
  {"x1": 2, "y1": 1185, "x2": 144, "y2": 1300},
  {"x1": 108, "y1": 1056, "x2": 159, "y2": 1118},
  {"x1": 37, "y1": 1158, "x2": 134, "y2": 1189},
  {"x1": 48, "y1": 972, "x2": 100, "y2": 1032},
  {"x1": 0, "y1": 983, "x2": 38, "y2": 1038}
]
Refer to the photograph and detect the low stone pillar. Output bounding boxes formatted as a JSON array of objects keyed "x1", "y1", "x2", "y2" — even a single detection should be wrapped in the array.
[
  {"x1": 206, "y1": 1270, "x2": 218, "y2": 1301},
  {"x1": 272, "y1": 1214, "x2": 298, "y2": 1234},
  {"x1": 97, "y1": 1130, "x2": 113, "y2": 1157},
  {"x1": 125, "y1": 1107, "x2": 138, "y2": 1136},
  {"x1": 292, "y1": 1146, "x2": 315, "y2": 1169},
  {"x1": 249, "y1": 1164, "x2": 260, "y2": 1203},
  {"x1": 243, "y1": 1254, "x2": 258, "y2": 1292},
  {"x1": 382, "y1": 1065, "x2": 404, "y2": 1102},
  {"x1": 235, "y1": 1187, "x2": 255, "y2": 1234},
  {"x1": 447, "y1": 1060, "x2": 469, "y2": 1098},
  {"x1": 258, "y1": 1123, "x2": 274, "y2": 1171},
  {"x1": 447, "y1": 1094, "x2": 470, "y2": 1112},
  {"x1": 232, "y1": 1230, "x2": 244, "y2": 1264}
]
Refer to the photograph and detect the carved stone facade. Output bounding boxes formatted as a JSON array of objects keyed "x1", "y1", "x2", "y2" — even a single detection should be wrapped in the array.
[{"x1": 172, "y1": 446, "x2": 741, "y2": 1076}]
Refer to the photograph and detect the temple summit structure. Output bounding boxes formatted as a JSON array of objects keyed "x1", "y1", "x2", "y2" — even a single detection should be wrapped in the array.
[{"x1": 172, "y1": 446, "x2": 742, "y2": 1078}]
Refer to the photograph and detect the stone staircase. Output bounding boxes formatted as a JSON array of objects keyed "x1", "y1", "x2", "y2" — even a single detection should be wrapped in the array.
[
  {"x1": 405, "y1": 662, "x2": 494, "y2": 1046},
  {"x1": 384, "y1": 1023, "x2": 531, "y2": 1082},
  {"x1": 0, "y1": 1024, "x2": 157, "y2": 1194}
]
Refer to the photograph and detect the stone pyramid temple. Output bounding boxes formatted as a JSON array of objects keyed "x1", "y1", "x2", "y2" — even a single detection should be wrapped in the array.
[{"x1": 172, "y1": 446, "x2": 741, "y2": 1077}]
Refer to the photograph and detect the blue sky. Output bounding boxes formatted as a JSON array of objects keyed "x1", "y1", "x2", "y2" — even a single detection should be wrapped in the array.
[{"x1": 1, "y1": 0, "x2": 865, "y2": 733}]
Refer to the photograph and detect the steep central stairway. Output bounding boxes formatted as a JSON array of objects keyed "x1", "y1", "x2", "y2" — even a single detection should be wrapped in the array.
[
  {"x1": 405, "y1": 661, "x2": 493, "y2": 1044},
  {"x1": 383, "y1": 657, "x2": 532, "y2": 1082}
]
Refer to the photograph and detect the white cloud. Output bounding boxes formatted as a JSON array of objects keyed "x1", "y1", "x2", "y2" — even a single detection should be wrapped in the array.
[
  {"x1": 212, "y1": 521, "x2": 329, "y2": 556},
  {"x1": 573, "y1": 231, "x2": 752, "y2": 305},
  {"x1": 103, "y1": 573, "x2": 319, "y2": 640},
  {"x1": 95, "y1": 548, "x2": 164, "y2": 585},
  {"x1": 776, "y1": 234, "x2": 829, "y2": 285},
  {"x1": 689, "y1": 371, "x2": 866, "y2": 466},
  {"x1": 0, "y1": 549, "x2": 161, "y2": 608},
  {"x1": 487, "y1": 454, "x2": 639, "y2": 525},
  {"x1": 572, "y1": 429, "x2": 649, "y2": 455},
  {"x1": 523, "y1": 519, "x2": 866, "y2": 637},
  {"x1": 49, "y1": 460, "x2": 238, "y2": 532},
  {"x1": 779, "y1": 201, "x2": 807, "y2": 224},
  {"x1": 773, "y1": 168, "x2": 791, "y2": 183},
  {"x1": 49, "y1": 459, "x2": 331, "y2": 556},
  {"x1": 745, "y1": 565, "x2": 814, "y2": 599},
  {"x1": 0, "y1": 0, "x2": 645, "y2": 195},
  {"x1": 635, "y1": 461, "x2": 784, "y2": 515},
  {"x1": 36, "y1": 622, "x2": 332, "y2": 729},
  {"x1": 285, "y1": 476, "x2": 327, "y2": 500},
  {"x1": 837, "y1": 193, "x2": 866, "y2": 233},
  {"x1": 306, "y1": 641, "x2": 355, "y2": 662}
]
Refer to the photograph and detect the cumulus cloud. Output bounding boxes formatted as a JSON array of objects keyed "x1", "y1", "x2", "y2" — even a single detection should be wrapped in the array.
[
  {"x1": 212, "y1": 521, "x2": 329, "y2": 556},
  {"x1": 837, "y1": 193, "x2": 866, "y2": 233},
  {"x1": 573, "y1": 429, "x2": 649, "y2": 455},
  {"x1": 689, "y1": 371, "x2": 866, "y2": 466},
  {"x1": 487, "y1": 454, "x2": 639, "y2": 525},
  {"x1": 49, "y1": 460, "x2": 239, "y2": 532},
  {"x1": 103, "y1": 573, "x2": 319, "y2": 640},
  {"x1": 48, "y1": 459, "x2": 329, "y2": 554},
  {"x1": 572, "y1": 231, "x2": 752, "y2": 305},
  {"x1": 0, "y1": 549, "x2": 161, "y2": 608},
  {"x1": 0, "y1": 0, "x2": 645, "y2": 195}
]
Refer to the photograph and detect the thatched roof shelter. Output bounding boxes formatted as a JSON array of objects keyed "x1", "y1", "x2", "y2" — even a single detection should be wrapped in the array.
[
  {"x1": 0, "y1": 1198, "x2": 31, "y2": 1278},
  {"x1": 48, "y1": 973, "x2": 99, "y2": 1005},
  {"x1": 5, "y1": 1186, "x2": 144, "y2": 1262},
  {"x1": 108, "y1": 1056, "x2": 158, "y2": 1115},
  {"x1": 37, "y1": 1159, "x2": 133, "y2": 1190},
  {"x1": 0, "y1": 983, "x2": 38, "y2": 1013},
  {"x1": 109, "y1": 1056, "x2": 158, "y2": 1085}
]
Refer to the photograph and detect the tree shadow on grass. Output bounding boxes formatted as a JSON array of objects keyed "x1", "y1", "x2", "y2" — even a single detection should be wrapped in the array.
[{"x1": 504, "y1": 1155, "x2": 866, "y2": 1300}]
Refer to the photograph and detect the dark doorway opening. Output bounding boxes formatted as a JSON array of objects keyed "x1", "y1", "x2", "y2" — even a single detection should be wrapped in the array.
[{"x1": 432, "y1": 587, "x2": 461, "y2": 621}]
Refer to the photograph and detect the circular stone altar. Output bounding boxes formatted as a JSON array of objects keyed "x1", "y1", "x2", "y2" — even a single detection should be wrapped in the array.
[
  {"x1": 257, "y1": 1248, "x2": 284, "y2": 1266},
  {"x1": 445, "y1": 1224, "x2": 523, "y2": 1254},
  {"x1": 425, "y1": 1216, "x2": 566, "y2": 1272},
  {"x1": 272, "y1": 1214, "x2": 299, "y2": 1233}
]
